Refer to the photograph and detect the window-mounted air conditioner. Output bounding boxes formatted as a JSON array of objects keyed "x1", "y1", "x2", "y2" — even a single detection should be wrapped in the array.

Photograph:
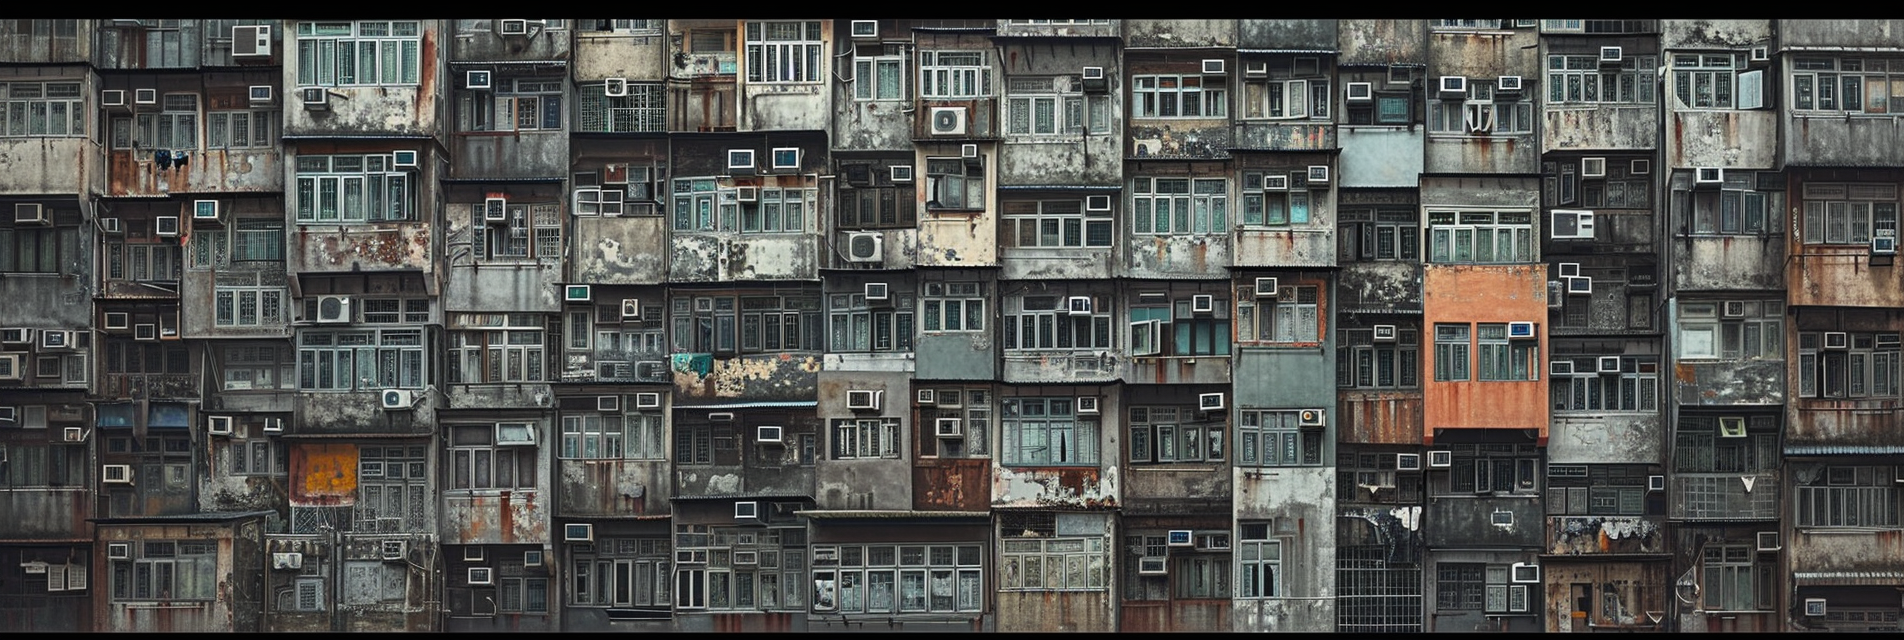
[
  {"x1": 13, "y1": 203, "x2": 46, "y2": 225},
  {"x1": 40, "y1": 330, "x2": 73, "y2": 350},
  {"x1": 1372, "y1": 325, "x2": 1398, "y2": 342},
  {"x1": 102, "y1": 90, "x2": 126, "y2": 107},
  {"x1": 1567, "y1": 276, "x2": 1593, "y2": 295},
  {"x1": 1648, "y1": 475, "x2": 1666, "y2": 491},
  {"x1": 935, "y1": 417, "x2": 964, "y2": 438},
  {"x1": 564, "y1": 523, "x2": 595, "y2": 542},
  {"x1": 1201, "y1": 59, "x2": 1226, "y2": 75},
  {"x1": 890, "y1": 165, "x2": 914, "y2": 183},
  {"x1": 0, "y1": 354, "x2": 19, "y2": 381},
  {"x1": 1085, "y1": 195, "x2": 1112, "y2": 212},
  {"x1": 1551, "y1": 360, "x2": 1574, "y2": 376},
  {"x1": 929, "y1": 107, "x2": 968, "y2": 136},
  {"x1": 1298, "y1": 408, "x2": 1324, "y2": 427},
  {"x1": 850, "y1": 20, "x2": 879, "y2": 39},
  {"x1": 757, "y1": 425, "x2": 784, "y2": 444},
  {"x1": 1756, "y1": 531, "x2": 1781, "y2": 552},
  {"x1": 1428, "y1": 450, "x2": 1453, "y2": 468},
  {"x1": 193, "y1": 200, "x2": 220, "y2": 220},
  {"x1": 1718, "y1": 416, "x2": 1747, "y2": 438},
  {"x1": 1510, "y1": 562, "x2": 1540, "y2": 583},
  {"x1": 845, "y1": 232, "x2": 883, "y2": 263},
  {"x1": 1552, "y1": 209, "x2": 1595, "y2": 240},
  {"x1": 380, "y1": 389, "x2": 415, "y2": 410},
  {"x1": 467, "y1": 567, "x2": 494, "y2": 586},
  {"x1": 525, "y1": 550, "x2": 544, "y2": 567},
  {"x1": 233, "y1": 25, "x2": 271, "y2": 57},
  {"x1": 1824, "y1": 331, "x2": 1849, "y2": 349},
  {"x1": 564, "y1": 284, "x2": 592, "y2": 303},
  {"x1": 1750, "y1": 46, "x2": 1770, "y2": 62},
  {"x1": 734, "y1": 501, "x2": 760, "y2": 520},
  {"x1": 249, "y1": 85, "x2": 272, "y2": 103},
  {"x1": 107, "y1": 543, "x2": 131, "y2": 560},
  {"x1": 1581, "y1": 157, "x2": 1607, "y2": 178},
  {"x1": 1198, "y1": 393, "x2": 1226, "y2": 412},
  {"x1": 2, "y1": 328, "x2": 35, "y2": 344},
  {"x1": 1076, "y1": 397, "x2": 1100, "y2": 415},
  {"x1": 154, "y1": 216, "x2": 180, "y2": 237},
  {"x1": 1244, "y1": 62, "x2": 1269, "y2": 78},
  {"x1": 1507, "y1": 321, "x2": 1536, "y2": 339},
  {"x1": 372, "y1": 540, "x2": 403, "y2": 561},
  {"x1": 1138, "y1": 556, "x2": 1167, "y2": 575},
  {"x1": 497, "y1": 19, "x2": 530, "y2": 36},
  {"x1": 771, "y1": 147, "x2": 802, "y2": 171},
  {"x1": 1397, "y1": 453, "x2": 1422, "y2": 471},
  {"x1": 596, "y1": 395, "x2": 619, "y2": 412},
  {"x1": 604, "y1": 78, "x2": 629, "y2": 97},
  {"x1": 64, "y1": 426, "x2": 86, "y2": 442},
  {"x1": 1695, "y1": 167, "x2": 1724, "y2": 185},
  {"x1": 103, "y1": 464, "x2": 133, "y2": 484},
  {"x1": 1307, "y1": 165, "x2": 1330, "y2": 184},
  {"x1": 1439, "y1": 76, "x2": 1468, "y2": 96},
  {"x1": 1192, "y1": 294, "x2": 1215, "y2": 314},
  {"x1": 273, "y1": 552, "x2": 304, "y2": 570},
  {"x1": 263, "y1": 417, "x2": 284, "y2": 433},
  {"x1": 708, "y1": 412, "x2": 735, "y2": 421},
  {"x1": 915, "y1": 389, "x2": 936, "y2": 405},
  {"x1": 733, "y1": 550, "x2": 759, "y2": 565},
  {"x1": 1080, "y1": 66, "x2": 1108, "y2": 93},
  {"x1": 727, "y1": 149, "x2": 755, "y2": 170},
  {"x1": 847, "y1": 390, "x2": 882, "y2": 411},
  {"x1": 1599, "y1": 46, "x2": 1624, "y2": 65},
  {"x1": 1066, "y1": 296, "x2": 1095, "y2": 315},
  {"x1": 863, "y1": 282, "x2": 889, "y2": 301},
  {"x1": 135, "y1": 89, "x2": 158, "y2": 105},
  {"x1": 466, "y1": 70, "x2": 492, "y2": 90},
  {"x1": 1557, "y1": 262, "x2": 1581, "y2": 278},
  {"x1": 1805, "y1": 598, "x2": 1826, "y2": 617},
  {"x1": 1597, "y1": 356, "x2": 1622, "y2": 373},
  {"x1": 101, "y1": 217, "x2": 123, "y2": 234},
  {"x1": 1876, "y1": 235, "x2": 1899, "y2": 255},
  {"x1": 1345, "y1": 82, "x2": 1373, "y2": 101},
  {"x1": 464, "y1": 546, "x2": 487, "y2": 562},
  {"x1": 634, "y1": 392, "x2": 662, "y2": 409},
  {"x1": 1168, "y1": 530, "x2": 1195, "y2": 546},
  {"x1": 1254, "y1": 277, "x2": 1280, "y2": 297},
  {"x1": 961, "y1": 143, "x2": 980, "y2": 159},
  {"x1": 1720, "y1": 300, "x2": 1747, "y2": 318},
  {"x1": 300, "y1": 87, "x2": 328, "y2": 111},
  {"x1": 391, "y1": 150, "x2": 418, "y2": 169},
  {"x1": 1263, "y1": 174, "x2": 1289, "y2": 191},
  {"x1": 1496, "y1": 75, "x2": 1523, "y2": 92},
  {"x1": 620, "y1": 298, "x2": 642, "y2": 319},
  {"x1": 314, "y1": 295, "x2": 352, "y2": 323},
  {"x1": 207, "y1": 416, "x2": 233, "y2": 436}
]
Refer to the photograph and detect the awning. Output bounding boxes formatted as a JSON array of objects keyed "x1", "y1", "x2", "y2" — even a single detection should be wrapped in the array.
[
  {"x1": 1784, "y1": 445, "x2": 1904, "y2": 456},
  {"x1": 1793, "y1": 571, "x2": 1904, "y2": 586},
  {"x1": 673, "y1": 400, "x2": 818, "y2": 410}
]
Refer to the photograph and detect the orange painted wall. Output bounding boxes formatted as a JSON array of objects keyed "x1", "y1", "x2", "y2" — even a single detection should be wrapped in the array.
[
  {"x1": 291, "y1": 443, "x2": 359, "y2": 504},
  {"x1": 1421, "y1": 264, "x2": 1550, "y2": 443}
]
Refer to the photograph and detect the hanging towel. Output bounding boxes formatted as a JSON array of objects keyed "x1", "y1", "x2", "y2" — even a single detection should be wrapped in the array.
[{"x1": 154, "y1": 149, "x2": 171, "y2": 170}]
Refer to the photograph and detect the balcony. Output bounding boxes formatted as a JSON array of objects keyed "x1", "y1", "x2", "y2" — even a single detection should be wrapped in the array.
[{"x1": 1670, "y1": 473, "x2": 1778, "y2": 521}]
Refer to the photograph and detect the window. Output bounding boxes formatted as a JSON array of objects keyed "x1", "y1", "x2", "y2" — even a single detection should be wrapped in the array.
[
  {"x1": 1003, "y1": 199, "x2": 1111, "y2": 247},
  {"x1": 1679, "y1": 182, "x2": 1770, "y2": 235},
  {"x1": 342, "y1": 561, "x2": 408, "y2": 606},
  {"x1": 836, "y1": 165, "x2": 916, "y2": 228},
  {"x1": 1673, "y1": 53, "x2": 1763, "y2": 109},
  {"x1": 828, "y1": 289, "x2": 914, "y2": 353},
  {"x1": 1122, "y1": 531, "x2": 1231, "y2": 601},
  {"x1": 1236, "y1": 410, "x2": 1323, "y2": 467},
  {"x1": 1441, "y1": 443, "x2": 1540, "y2": 495},
  {"x1": 296, "y1": 21, "x2": 422, "y2": 86},
  {"x1": 571, "y1": 537, "x2": 672, "y2": 608},
  {"x1": 231, "y1": 219, "x2": 286, "y2": 262},
  {"x1": 669, "y1": 294, "x2": 822, "y2": 354},
  {"x1": 1475, "y1": 324, "x2": 1538, "y2": 382},
  {"x1": 1236, "y1": 285, "x2": 1320, "y2": 344},
  {"x1": 213, "y1": 272, "x2": 287, "y2": 327},
  {"x1": 1242, "y1": 56, "x2": 1329, "y2": 120},
  {"x1": 1797, "y1": 331, "x2": 1902, "y2": 399},
  {"x1": 1791, "y1": 56, "x2": 1904, "y2": 113},
  {"x1": 1433, "y1": 19, "x2": 1502, "y2": 30},
  {"x1": 562, "y1": 410, "x2": 664, "y2": 460},
  {"x1": 1003, "y1": 295, "x2": 1111, "y2": 351},
  {"x1": 1337, "y1": 208, "x2": 1421, "y2": 261},
  {"x1": 135, "y1": 94, "x2": 200, "y2": 150},
  {"x1": 1006, "y1": 76, "x2": 1110, "y2": 134},
  {"x1": 1239, "y1": 171, "x2": 1318, "y2": 227},
  {"x1": 1800, "y1": 182, "x2": 1898, "y2": 245},
  {"x1": 1795, "y1": 465, "x2": 1901, "y2": 527},
  {"x1": 674, "y1": 424, "x2": 714, "y2": 466},
  {"x1": 0, "y1": 81, "x2": 83, "y2": 136},
  {"x1": 816, "y1": 543, "x2": 982, "y2": 612},
  {"x1": 459, "y1": 78, "x2": 563, "y2": 132},
  {"x1": 670, "y1": 178, "x2": 813, "y2": 232},
  {"x1": 1430, "y1": 80, "x2": 1534, "y2": 134},
  {"x1": 296, "y1": 329, "x2": 427, "y2": 391},
  {"x1": 1426, "y1": 210, "x2": 1534, "y2": 263},
  {"x1": 926, "y1": 158, "x2": 986, "y2": 212},
  {"x1": 1551, "y1": 355, "x2": 1657, "y2": 411},
  {"x1": 1549, "y1": 158, "x2": 1652, "y2": 210},
  {"x1": 921, "y1": 282, "x2": 986, "y2": 333},
  {"x1": 1132, "y1": 74, "x2": 1227, "y2": 118},
  {"x1": 1675, "y1": 300, "x2": 1782, "y2": 360},
  {"x1": 110, "y1": 540, "x2": 217, "y2": 601},
  {"x1": 832, "y1": 418, "x2": 899, "y2": 459},
  {"x1": 1237, "y1": 523, "x2": 1280, "y2": 598},
  {"x1": 0, "y1": 442, "x2": 84, "y2": 487},
  {"x1": 1127, "y1": 407, "x2": 1224, "y2": 464},
  {"x1": 1132, "y1": 177, "x2": 1227, "y2": 234},
  {"x1": 745, "y1": 21, "x2": 823, "y2": 83},
  {"x1": 227, "y1": 432, "x2": 288, "y2": 476},
  {"x1": 855, "y1": 50, "x2": 904, "y2": 101},
  {"x1": 678, "y1": 526, "x2": 806, "y2": 611},
  {"x1": 919, "y1": 50, "x2": 990, "y2": 98},
  {"x1": 206, "y1": 109, "x2": 277, "y2": 148},
  {"x1": 999, "y1": 515, "x2": 1108, "y2": 592},
  {"x1": 575, "y1": 81, "x2": 665, "y2": 132},
  {"x1": 1434, "y1": 324, "x2": 1471, "y2": 382},
  {"x1": 1545, "y1": 463, "x2": 1652, "y2": 516},
  {"x1": 1344, "y1": 72, "x2": 1414, "y2": 125},
  {"x1": 448, "y1": 313, "x2": 548, "y2": 384},
  {"x1": 293, "y1": 154, "x2": 416, "y2": 223},
  {"x1": 919, "y1": 388, "x2": 990, "y2": 458},
  {"x1": 104, "y1": 342, "x2": 190, "y2": 377},
  {"x1": 1001, "y1": 398, "x2": 1100, "y2": 466},
  {"x1": 449, "y1": 424, "x2": 537, "y2": 490},
  {"x1": 1546, "y1": 53, "x2": 1658, "y2": 104},
  {"x1": 106, "y1": 238, "x2": 183, "y2": 282},
  {"x1": 218, "y1": 344, "x2": 294, "y2": 391},
  {"x1": 1128, "y1": 296, "x2": 1231, "y2": 357},
  {"x1": 354, "y1": 445, "x2": 427, "y2": 532},
  {"x1": 1701, "y1": 545, "x2": 1772, "y2": 612},
  {"x1": 359, "y1": 298, "x2": 430, "y2": 324},
  {"x1": 472, "y1": 203, "x2": 561, "y2": 260},
  {"x1": 1673, "y1": 415, "x2": 1779, "y2": 475},
  {"x1": 0, "y1": 220, "x2": 75, "y2": 273},
  {"x1": 1434, "y1": 563, "x2": 1486, "y2": 610},
  {"x1": 1336, "y1": 326, "x2": 1421, "y2": 389}
]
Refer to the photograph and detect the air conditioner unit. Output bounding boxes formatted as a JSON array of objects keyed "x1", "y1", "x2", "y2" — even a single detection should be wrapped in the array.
[
  {"x1": 103, "y1": 464, "x2": 133, "y2": 484},
  {"x1": 1875, "y1": 236, "x2": 1899, "y2": 255},
  {"x1": 604, "y1": 78, "x2": 629, "y2": 97},
  {"x1": 13, "y1": 203, "x2": 46, "y2": 225},
  {"x1": 232, "y1": 25, "x2": 271, "y2": 57},
  {"x1": 1085, "y1": 195, "x2": 1112, "y2": 212},
  {"x1": 733, "y1": 550, "x2": 759, "y2": 565},
  {"x1": 1695, "y1": 167, "x2": 1724, "y2": 185},
  {"x1": 380, "y1": 389, "x2": 415, "y2": 410},
  {"x1": 1080, "y1": 65, "x2": 1108, "y2": 93},
  {"x1": 192, "y1": 200, "x2": 220, "y2": 220},
  {"x1": 1298, "y1": 408, "x2": 1325, "y2": 427},
  {"x1": 727, "y1": 149, "x2": 755, "y2": 170},
  {"x1": 1138, "y1": 556, "x2": 1168, "y2": 575},
  {"x1": 263, "y1": 417, "x2": 284, "y2": 433},
  {"x1": 249, "y1": 85, "x2": 273, "y2": 103},
  {"x1": 1192, "y1": 294, "x2": 1215, "y2": 314},
  {"x1": 634, "y1": 392, "x2": 662, "y2": 409},
  {"x1": 1824, "y1": 331, "x2": 1850, "y2": 349},
  {"x1": 890, "y1": 165, "x2": 914, "y2": 183},
  {"x1": 757, "y1": 425, "x2": 784, "y2": 444},
  {"x1": 392, "y1": 150, "x2": 419, "y2": 169},
  {"x1": 1254, "y1": 277, "x2": 1280, "y2": 297},
  {"x1": 847, "y1": 390, "x2": 882, "y2": 411},
  {"x1": 1510, "y1": 562, "x2": 1540, "y2": 583},
  {"x1": 101, "y1": 217, "x2": 123, "y2": 234},
  {"x1": 848, "y1": 19, "x2": 879, "y2": 39},
  {"x1": 153, "y1": 216, "x2": 179, "y2": 237},
  {"x1": 1263, "y1": 174, "x2": 1289, "y2": 191},
  {"x1": 1507, "y1": 321, "x2": 1536, "y2": 339},
  {"x1": 1244, "y1": 61, "x2": 1269, "y2": 78},
  {"x1": 1496, "y1": 75, "x2": 1523, "y2": 92},
  {"x1": 565, "y1": 284, "x2": 592, "y2": 303},
  {"x1": 929, "y1": 107, "x2": 968, "y2": 136},
  {"x1": 381, "y1": 540, "x2": 406, "y2": 560},
  {"x1": 273, "y1": 552, "x2": 303, "y2": 570},
  {"x1": 1439, "y1": 75, "x2": 1468, "y2": 96},
  {"x1": 1804, "y1": 598, "x2": 1827, "y2": 617},
  {"x1": 1552, "y1": 209, "x2": 1596, "y2": 240},
  {"x1": 1201, "y1": 59, "x2": 1226, "y2": 75},
  {"x1": 1717, "y1": 416, "x2": 1747, "y2": 438},
  {"x1": 1557, "y1": 262, "x2": 1581, "y2": 278},
  {"x1": 596, "y1": 395, "x2": 620, "y2": 412},
  {"x1": 64, "y1": 426, "x2": 86, "y2": 442},
  {"x1": 107, "y1": 543, "x2": 131, "y2": 560},
  {"x1": 1750, "y1": 46, "x2": 1770, "y2": 62},
  {"x1": 914, "y1": 389, "x2": 936, "y2": 405},
  {"x1": 314, "y1": 295, "x2": 352, "y2": 323},
  {"x1": 736, "y1": 186, "x2": 758, "y2": 203},
  {"x1": 936, "y1": 417, "x2": 964, "y2": 438},
  {"x1": 0, "y1": 354, "x2": 19, "y2": 381},
  {"x1": 1567, "y1": 276, "x2": 1593, "y2": 295},
  {"x1": 845, "y1": 231, "x2": 883, "y2": 263},
  {"x1": 1067, "y1": 296, "x2": 1094, "y2": 315},
  {"x1": 1648, "y1": 474, "x2": 1666, "y2": 491},
  {"x1": 524, "y1": 550, "x2": 544, "y2": 567},
  {"x1": 207, "y1": 416, "x2": 233, "y2": 436},
  {"x1": 1551, "y1": 360, "x2": 1574, "y2": 376},
  {"x1": 1076, "y1": 397, "x2": 1099, "y2": 415},
  {"x1": 1754, "y1": 530, "x2": 1781, "y2": 552},
  {"x1": 1429, "y1": 450, "x2": 1453, "y2": 468},
  {"x1": 1599, "y1": 46, "x2": 1624, "y2": 65},
  {"x1": 1397, "y1": 453, "x2": 1422, "y2": 471},
  {"x1": 467, "y1": 567, "x2": 494, "y2": 586},
  {"x1": 1307, "y1": 165, "x2": 1330, "y2": 184},
  {"x1": 465, "y1": 70, "x2": 492, "y2": 90},
  {"x1": 613, "y1": 298, "x2": 641, "y2": 320},
  {"x1": 863, "y1": 282, "x2": 890, "y2": 301},
  {"x1": 1597, "y1": 356, "x2": 1622, "y2": 373},
  {"x1": 734, "y1": 501, "x2": 760, "y2": 520},
  {"x1": 1345, "y1": 82, "x2": 1373, "y2": 101},
  {"x1": 564, "y1": 523, "x2": 595, "y2": 542},
  {"x1": 1198, "y1": 393, "x2": 1226, "y2": 412},
  {"x1": 1582, "y1": 157, "x2": 1607, "y2": 178},
  {"x1": 708, "y1": 412, "x2": 735, "y2": 422},
  {"x1": 300, "y1": 87, "x2": 329, "y2": 110},
  {"x1": 771, "y1": 147, "x2": 802, "y2": 171},
  {"x1": 1372, "y1": 325, "x2": 1398, "y2": 342},
  {"x1": 961, "y1": 143, "x2": 980, "y2": 159},
  {"x1": 135, "y1": 88, "x2": 158, "y2": 105},
  {"x1": 0, "y1": 328, "x2": 29, "y2": 344},
  {"x1": 40, "y1": 330, "x2": 73, "y2": 350},
  {"x1": 102, "y1": 90, "x2": 126, "y2": 107},
  {"x1": 497, "y1": 19, "x2": 529, "y2": 36}
]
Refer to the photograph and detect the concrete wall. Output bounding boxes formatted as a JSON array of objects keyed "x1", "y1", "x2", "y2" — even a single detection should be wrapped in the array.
[
  {"x1": 1422, "y1": 265, "x2": 1551, "y2": 439},
  {"x1": 815, "y1": 370, "x2": 913, "y2": 510},
  {"x1": 1233, "y1": 466, "x2": 1335, "y2": 632}
]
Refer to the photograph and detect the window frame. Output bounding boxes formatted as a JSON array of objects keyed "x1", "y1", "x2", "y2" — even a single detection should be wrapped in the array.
[
  {"x1": 295, "y1": 21, "x2": 423, "y2": 87},
  {"x1": 1131, "y1": 74, "x2": 1228, "y2": 118},
  {"x1": 1425, "y1": 209, "x2": 1534, "y2": 264},
  {"x1": 1545, "y1": 53, "x2": 1658, "y2": 105},
  {"x1": 0, "y1": 80, "x2": 85, "y2": 137},
  {"x1": 293, "y1": 153, "x2": 417, "y2": 223},
  {"x1": 1235, "y1": 284, "x2": 1321, "y2": 345},
  {"x1": 1001, "y1": 397, "x2": 1100, "y2": 467},
  {"x1": 919, "y1": 50, "x2": 991, "y2": 99},
  {"x1": 745, "y1": 21, "x2": 824, "y2": 84},
  {"x1": 1126, "y1": 406, "x2": 1225, "y2": 464},
  {"x1": 1235, "y1": 409, "x2": 1324, "y2": 467}
]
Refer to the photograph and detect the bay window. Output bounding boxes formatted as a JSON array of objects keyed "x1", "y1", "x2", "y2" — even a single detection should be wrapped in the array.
[{"x1": 1132, "y1": 177, "x2": 1227, "y2": 234}]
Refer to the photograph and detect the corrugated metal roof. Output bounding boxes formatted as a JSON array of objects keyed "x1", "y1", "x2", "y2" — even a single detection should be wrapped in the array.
[
  {"x1": 796, "y1": 510, "x2": 990, "y2": 520},
  {"x1": 91, "y1": 510, "x2": 275, "y2": 525},
  {"x1": 1783, "y1": 445, "x2": 1904, "y2": 455},
  {"x1": 1793, "y1": 571, "x2": 1904, "y2": 586},
  {"x1": 1238, "y1": 48, "x2": 1339, "y2": 54},
  {"x1": 280, "y1": 432, "x2": 431, "y2": 440},
  {"x1": 675, "y1": 400, "x2": 818, "y2": 409},
  {"x1": 670, "y1": 493, "x2": 811, "y2": 502}
]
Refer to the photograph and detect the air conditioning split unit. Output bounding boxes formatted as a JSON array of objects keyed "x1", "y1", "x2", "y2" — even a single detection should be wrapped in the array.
[
  {"x1": 845, "y1": 231, "x2": 883, "y2": 263},
  {"x1": 1298, "y1": 408, "x2": 1325, "y2": 426},
  {"x1": 929, "y1": 107, "x2": 968, "y2": 136},
  {"x1": 380, "y1": 389, "x2": 415, "y2": 410},
  {"x1": 314, "y1": 295, "x2": 352, "y2": 323}
]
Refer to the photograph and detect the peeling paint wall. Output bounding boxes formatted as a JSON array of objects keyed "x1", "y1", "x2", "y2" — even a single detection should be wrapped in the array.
[
  {"x1": 443, "y1": 487, "x2": 548, "y2": 544},
  {"x1": 1423, "y1": 29, "x2": 1540, "y2": 175},
  {"x1": 440, "y1": 207, "x2": 564, "y2": 312},
  {"x1": 1122, "y1": 20, "x2": 1235, "y2": 49},
  {"x1": 992, "y1": 465, "x2": 1118, "y2": 510},
  {"x1": 1422, "y1": 265, "x2": 1551, "y2": 439},
  {"x1": 0, "y1": 137, "x2": 101, "y2": 196},
  {"x1": 1122, "y1": 467, "x2": 1231, "y2": 516},
  {"x1": 1426, "y1": 498, "x2": 1544, "y2": 548},
  {"x1": 1668, "y1": 111, "x2": 1778, "y2": 170},
  {"x1": 1547, "y1": 415, "x2": 1663, "y2": 464},
  {"x1": 1338, "y1": 392, "x2": 1425, "y2": 445},
  {"x1": 98, "y1": 522, "x2": 261, "y2": 632},
  {"x1": 557, "y1": 458, "x2": 671, "y2": 517},
  {"x1": 913, "y1": 458, "x2": 991, "y2": 511},
  {"x1": 916, "y1": 214, "x2": 997, "y2": 267},
  {"x1": 1678, "y1": 235, "x2": 1785, "y2": 292},
  {"x1": 1661, "y1": 20, "x2": 1772, "y2": 50},
  {"x1": 1340, "y1": 129, "x2": 1426, "y2": 188},
  {"x1": 1539, "y1": 561, "x2": 1668, "y2": 632},
  {"x1": 816, "y1": 371, "x2": 913, "y2": 510},
  {"x1": 1543, "y1": 107, "x2": 1659, "y2": 153},
  {"x1": 291, "y1": 224, "x2": 435, "y2": 274},
  {"x1": 1337, "y1": 20, "x2": 1428, "y2": 66},
  {"x1": 995, "y1": 40, "x2": 1123, "y2": 186},
  {"x1": 1127, "y1": 233, "x2": 1232, "y2": 279},
  {"x1": 1673, "y1": 359, "x2": 1785, "y2": 406},
  {"x1": 739, "y1": 21, "x2": 831, "y2": 133},
  {"x1": 282, "y1": 21, "x2": 445, "y2": 137},
  {"x1": 299, "y1": 390, "x2": 437, "y2": 434},
  {"x1": 1789, "y1": 524, "x2": 1904, "y2": 574},
  {"x1": 671, "y1": 353, "x2": 821, "y2": 403},
  {"x1": 572, "y1": 24, "x2": 669, "y2": 81},
  {"x1": 1232, "y1": 466, "x2": 1335, "y2": 632},
  {"x1": 1337, "y1": 262, "x2": 1424, "y2": 310},
  {"x1": 450, "y1": 19, "x2": 569, "y2": 62},
  {"x1": 1545, "y1": 516, "x2": 1665, "y2": 555}
]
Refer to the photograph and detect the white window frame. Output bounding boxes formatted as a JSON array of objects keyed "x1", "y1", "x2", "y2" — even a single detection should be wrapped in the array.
[
  {"x1": 1425, "y1": 209, "x2": 1534, "y2": 264},
  {"x1": 1132, "y1": 177, "x2": 1228, "y2": 235},
  {"x1": 295, "y1": 21, "x2": 422, "y2": 87},
  {"x1": 745, "y1": 21, "x2": 824, "y2": 84},
  {"x1": 1236, "y1": 410, "x2": 1324, "y2": 467},
  {"x1": 828, "y1": 289, "x2": 914, "y2": 353},
  {"x1": 1790, "y1": 56, "x2": 1904, "y2": 114},
  {"x1": 854, "y1": 53, "x2": 904, "y2": 101},
  {"x1": 1003, "y1": 199, "x2": 1111, "y2": 248},
  {"x1": 831, "y1": 418, "x2": 900, "y2": 459},
  {"x1": 998, "y1": 534, "x2": 1109, "y2": 592},
  {"x1": 921, "y1": 282, "x2": 985, "y2": 333},
  {"x1": 228, "y1": 434, "x2": 289, "y2": 476},
  {"x1": 448, "y1": 313, "x2": 547, "y2": 384},
  {"x1": 448, "y1": 424, "x2": 537, "y2": 490},
  {"x1": 1795, "y1": 465, "x2": 1901, "y2": 527},
  {"x1": 1126, "y1": 406, "x2": 1224, "y2": 464},
  {"x1": 1336, "y1": 326, "x2": 1421, "y2": 389},
  {"x1": 1475, "y1": 323, "x2": 1539, "y2": 382},
  {"x1": 1429, "y1": 81, "x2": 1533, "y2": 134},
  {"x1": 1798, "y1": 331, "x2": 1902, "y2": 400},
  {"x1": 1235, "y1": 284, "x2": 1320, "y2": 344},
  {"x1": 1672, "y1": 52, "x2": 1757, "y2": 109},
  {"x1": 296, "y1": 328, "x2": 428, "y2": 391},
  {"x1": 1004, "y1": 295, "x2": 1112, "y2": 351},
  {"x1": 1800, "y1": 182, "x2": 1899, "y2": 245},
  {"x1": 206, "y1": 109, "x2": 277, "y2": 148},
  {"x1": 561, "y1": 411, "x2": 665, "y2": 460},
  {"x1": 1242, "y1": 60, "x2": 1330, "y2": 121},
  {"x1": 1551, "y1": 356, "x2": 1659, "y2": 412},
  {"x1": 0, "y1": 81, "x2": 84, "y2": 137},
  {"x1": 1236, "y1": 524, "x2": 1281, "y2": 598},
  {"x1": 1546, "y1": 53, "x2": 1658, "y2": 104},
  {"x1": 919, "y1": 50, "x2": 990, "y2": 99},
  {"x1": 576, "y1": 80, "x2": 665, "y2": 132},
  {"x1": 1131, "y1": 74, "x2": 1228, "y2": 118},
  {"x1": 459, "y1": 78, "x2": 563, "y2": 133},
  {"x1": 293, "y1": 153, "x2": 416, "y2": 223},
  {"x1": 213, "y1": 273, "x2": 286, "y2": 327},
  {"x1": 1001, "y1": 398, "x2": 1100, "y2": 466},
  {"x1": 472, "y1": 202, "x2": 562, "y2": 260},
  {"x1": 1675, "y1": 300, "x2": 1783, "y2": 360}
]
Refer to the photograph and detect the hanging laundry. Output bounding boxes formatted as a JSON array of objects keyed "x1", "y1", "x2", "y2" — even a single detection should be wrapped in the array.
[
  {"x1": 154, "y1": 149, "x2": 172, "y2": 170},
  {"x1": 172, "y1": 149, "x2": 188, "y2": 171}
]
